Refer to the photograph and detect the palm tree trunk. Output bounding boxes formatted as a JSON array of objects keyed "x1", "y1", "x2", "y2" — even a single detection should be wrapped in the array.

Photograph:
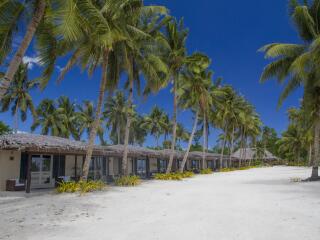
[
  {"x1": 202, "y1": 112, "x2": 207, "y2": 169},
  {"x1": 166, "y1": 77, "x2": 178, "y2": 174},
  {"x1": 179, "y1": 110, "x2": 199, "y2": 173},
  {"x1": 122, "y1": 66, "x2": 134, "y2": 176},
  {"x1": 308, "y1": 143, "x2": 313, "y2": 167},
  {"x1": 311, "y1": 118, "x2": 320, "y2": 179},
  {"x1": 0, "y1": 0, "x2": 46, "y2": 101},
  {"x1": 14, "y1": 102, "x2": 19, "y2": 133},
  {"x1": 82, "y1": 49, "x2": 109, "y2": 180},
  {"x1": 117, "y1": 125, "x2": 121, "y2": 144},
  {"x1": 219, "y1": 125, "x2": 227, "y2": 169},
  {"x1": 229, "y1": 124, "x2": 235, "y2": 167}
]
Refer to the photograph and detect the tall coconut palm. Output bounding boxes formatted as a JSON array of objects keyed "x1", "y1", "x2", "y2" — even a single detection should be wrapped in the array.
[
  {"x1": 56, "y1": 96, "x2": 79, "y2": 140},
  {"x1": 104, "y1": 92, "x2": 128, "y2": 144},
  {"x1": 277, "y1": 124, "x2": 304, "y2": 164},
  {"x1": 178, "y1": 53, "x2": 212, "y2": 172},
  {"x1": 77, "y1": 100, "x2": 105, "y2": 145},
  {"x1": 129, "y1": 113, "x2": 148, "y2": 146},
  {"x1": 176, "y1": 123, "x2": 190, "y2": 147},
  {"x1": 31, "y1": 99, "x2": 67, "y2": 136},
  {"x1": 114, "y1": 8, "x2": 169, "y2": 176},
  {"x1": 0, "y1": 0, "x2": 47, "y2": 100},
  {"x1": 201, "y1": 78, "x2": 225, "y2": 168},
  {"x1": 259, "y1": 0, "x2": 320, "y2": 179},
  {"x1": 163, "y1": 18, "x2": 189, "y2": 173},
  {"x1": 214, "y1": 86, "x2": 240, "y2": 168},
  {"x1": 0, "y1": 121, "x2": 11, "y2": 135},
  {"x1": 142, "y1": 106, "x2": 168, "y2": 147},
  {"x1": 56, "y1": 0, "x2": 152, "y2": 179},
  {"x1": 0, "y1": 63, "x2": 38, "y2": 132}
]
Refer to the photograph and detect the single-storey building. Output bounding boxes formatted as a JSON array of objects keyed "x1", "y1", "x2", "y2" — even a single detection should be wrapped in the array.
[
  {"x1": 0, "y1": 133, "x2": 229, "y2": 192},
  {"x1": 231, "y1": 148, "x2": 279, "y2": 165}
]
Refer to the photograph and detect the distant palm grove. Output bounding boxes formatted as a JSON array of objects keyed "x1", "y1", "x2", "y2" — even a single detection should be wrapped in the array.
[{"x1": 0, "y1": 0, "x2": 319, "y2": 179}]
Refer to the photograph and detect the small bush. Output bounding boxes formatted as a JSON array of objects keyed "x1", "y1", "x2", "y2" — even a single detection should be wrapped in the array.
[
  {"x1": 115, "y1": 175, "x2": 141, "y2": 186},
  {"x1": 56, "y1": 180, "x2": 106, "y2": 194},
  {"x1": 154, "y1": 173, "x2": 183, "y2": 181},
  {"x1": 220, "y1": 168, "x2": 235, "y2": 172},
  {"x1": 200, "y1": 168, "x2": 213, "y2": 174},
  {"x1": 154, "y1": 171, "x2": 195, "y2": 180},
  {"x1": 181, "y1": 171, "x2": 195, "y2": 178}
]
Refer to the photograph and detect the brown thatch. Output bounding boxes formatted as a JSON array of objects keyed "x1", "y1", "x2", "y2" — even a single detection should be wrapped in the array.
[
  {"x1": 0, "y1": 133, "x2": 104, "y2": 155},
  {"x1": 231, "y1": 148, "x2": 278, "y2": 161},
  {"x1": 0, "y1": 133, "x2": 231, "y2": 161}
]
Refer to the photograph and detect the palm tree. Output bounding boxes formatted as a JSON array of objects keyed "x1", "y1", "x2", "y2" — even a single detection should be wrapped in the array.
[
  {"x1": 77, "y1": 101, "x2": 105, "y2": 145},
  {"x1": 178, "y1": 53, "x2": 212, "y2": 172},
  {"x1": 214, "y1": 86, "x2": 239, "y2": 168},
  {"x1": 114, "y1": 8, "x2": 169, "y2": 176},
  {"x1": 163, "y1": 18, "x2": 189, "y2": 173},
  {"x1": 176, "y1": 123, "x2": 190, "y2": 147},
  {"x1": 142, "y1": 106, "x2": 168, "y2": 147},
  {"x1": 0, "y1": 63, "x2": 38, "y2": 132},
  {"x1": 0, "y1": 121, "x2": 11, "y2": 135},
  {"x1": 31, "y1": 99, "x2": 67, "y2": 136},
  {"x1": 129, "y1": 113, "x2": 148, "y2": 146},
  {"x1": 56, "y1": 0, "x2": 152, "y2": 179},
  {"x1": 0, "y1": 0, "x2": 47, "y2": 100},
  {"x1": 277, "y1": 125, "x2": 304, "y2": 164},
  {"x1": 56, "y1": 96, "x2": 79, "y2": 140},
  {"x1": 104, "y1": 92, "x2": 128, "y2": 144},
  {"x1": 259, "y1": 0, "x2": 320, "y2": 179}
]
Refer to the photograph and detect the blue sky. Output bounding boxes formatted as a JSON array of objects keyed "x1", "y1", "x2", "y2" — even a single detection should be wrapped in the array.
[{"x1": 0, "y1": 0, "x2": 303, "y2": 148}]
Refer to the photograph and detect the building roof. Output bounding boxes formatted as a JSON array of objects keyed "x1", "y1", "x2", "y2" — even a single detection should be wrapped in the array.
[
  {"x1": 0, "y1": 133, "x2": 231, "y2": 161},
  {"x1": 231, "y1": 148, "x2": 278, "y2": 161},
  {"x1": 0, "y1": 133, "x2": 104, "y2": 154}
]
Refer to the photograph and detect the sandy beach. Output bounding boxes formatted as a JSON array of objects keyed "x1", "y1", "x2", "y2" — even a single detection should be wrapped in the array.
[{"x1": 0, "y1": 166, "x2": 319, "y2": 240}]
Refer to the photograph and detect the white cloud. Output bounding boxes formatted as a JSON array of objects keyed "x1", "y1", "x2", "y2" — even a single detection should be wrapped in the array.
[
  {"x1": 55, "y1": 65, "x2": 63, "y2": 72},
  {"x1": 22, "y1": 56, "x2": 41, "y2": 69}
]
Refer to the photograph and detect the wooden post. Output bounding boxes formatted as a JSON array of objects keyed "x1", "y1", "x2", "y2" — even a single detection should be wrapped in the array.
[
  {"x1": 26, "y1": 153, "x2": 32, "y2": 193},
  {"x1": 74, "y1": 155, "x2": 77, "y2": 179}
]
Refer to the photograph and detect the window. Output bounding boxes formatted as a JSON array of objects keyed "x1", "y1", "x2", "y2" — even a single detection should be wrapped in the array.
[
  {"x1": 191, "y1": 160, "x2": 199, "y2": 170},
  {"x1": 207, "y1": 160, "x2": 213, "y2": 169},
  {"x1": 136, "y1": 159, "x2": 147, "y2": 175},
  {"x1": 88, "y1": 156, "x2": 106, "y2": 180},
  {"x1": 158, "y1": 159, "x2": 167, "y2": 173}
]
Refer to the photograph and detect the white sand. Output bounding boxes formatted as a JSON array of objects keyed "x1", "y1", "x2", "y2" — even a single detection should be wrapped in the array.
[{"x1": 0, "y1": 166, "x2": 320, "y2": 240}]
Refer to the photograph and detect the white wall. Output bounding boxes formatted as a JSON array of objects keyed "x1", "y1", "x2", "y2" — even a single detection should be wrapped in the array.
[{"x1": 0, "y1": 150, "x2": 21, "y2": 191}]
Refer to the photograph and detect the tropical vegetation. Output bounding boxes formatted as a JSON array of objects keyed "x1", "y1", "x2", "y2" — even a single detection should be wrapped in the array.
[{"x1": 1, "y1": 0, "x2": 318, "y2": 182}]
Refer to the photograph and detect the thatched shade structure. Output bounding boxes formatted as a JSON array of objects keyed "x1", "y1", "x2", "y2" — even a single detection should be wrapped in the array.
[{"x1": 0, "y1": 133, "x2": 231, "y2": 160}]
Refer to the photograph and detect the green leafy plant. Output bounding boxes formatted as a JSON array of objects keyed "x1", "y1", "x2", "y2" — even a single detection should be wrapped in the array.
[
  {"x1": 181, "y1": 171, "x2": 195, "y2": 178},
  {"x1": 200, "y1": 168, "x2": 213, "y2": 174},
  {"x1": 154, "y1": 171, "x2": 195, "y2": 180},
  {"x1": 154, "y1": 173, "x2": 183, "y2": 181},
  {"x1": 115, "y1": 175, "x2": 141, "y2": 186},
  {"x1": 56, "y1": 180, "x2": 106, "y2": 194}
]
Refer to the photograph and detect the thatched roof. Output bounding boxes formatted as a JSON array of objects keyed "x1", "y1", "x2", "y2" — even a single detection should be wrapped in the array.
[
  {"x1": 0, "y1": 133, "x2": 105, "y2": 154},
  {"x1": 0, "y1": 133, "x2": 231, "y2": 161},
  {"x1": 231, "y1": 148, "x2": 278, "y2": 161}
]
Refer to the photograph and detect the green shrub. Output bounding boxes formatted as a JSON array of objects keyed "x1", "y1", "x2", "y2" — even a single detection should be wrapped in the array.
[
  {"x1": 56, "y1": 180, "x2": 106, "y2": 194},
  {"x1": 154, "y1": 173, "x2": 183, "y2": 181},
  {"x1": 154, "y1": 171, "x2": 195, "y2": 180},
  {"x1": 115, "y1": 175, "x2": 141, "y2": 186},
  {"x1": 220, "y1": 168, "x2": 235, "y2": 172},
  {"x1": 78, "y1": 180, "x2": 105, "y2": 193},
  {"x1": 200, "y1": 168, "x2": 213, "y2": 174},
  {"x1": 181, "y1": 171, "x2": 195, "y2": 178}
]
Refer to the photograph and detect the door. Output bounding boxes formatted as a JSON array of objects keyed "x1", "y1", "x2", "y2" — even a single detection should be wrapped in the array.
[
  {"x1": 31, "y1": 155, "x2": 53, "y2": 188},
  {"x1": 207, "y1": 160, "x2": 214, "y2": 169},
  {"x1": 136, "y1": 159, "x2": 147, "y2": 177}
]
